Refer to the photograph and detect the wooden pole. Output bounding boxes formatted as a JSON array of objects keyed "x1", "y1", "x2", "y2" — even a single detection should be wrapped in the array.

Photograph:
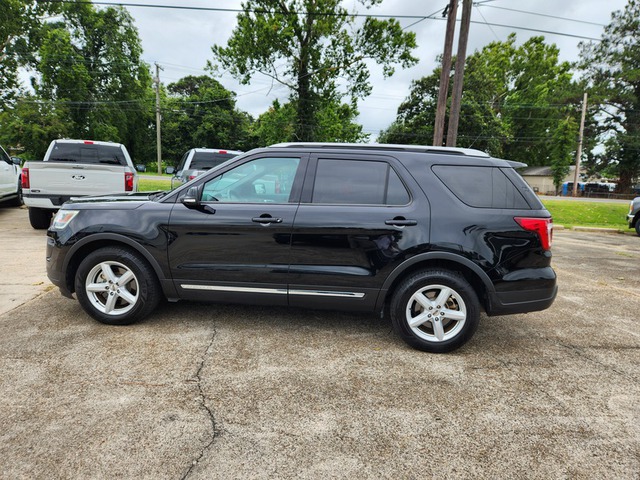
[{"x1": 433, "y1": 0, "x2": 458, "y2": 147}]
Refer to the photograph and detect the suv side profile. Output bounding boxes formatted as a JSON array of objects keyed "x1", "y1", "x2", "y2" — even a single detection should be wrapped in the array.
[
  {"x1": 46, "y1": 143, "x2": 557, "y2": 353},
  {"x1": 627, "y1": 196, "x2": 640, "y2": 236}
]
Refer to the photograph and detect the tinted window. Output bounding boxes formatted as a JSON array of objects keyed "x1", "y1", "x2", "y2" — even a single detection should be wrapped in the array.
[
  {"x1": 49, "y1": 143, "x2": 126, "y2": 166},
  {"x1": 202, "y1": 157, "x2": 300, "y2": 203},
  {"x1": 0, "y1": 146, "x2": 10, "y2": 164},
  {"x1": 191, "y1": 152, "x2": 239, "y2": 170},
  {"x1": 312, "y1": 159, "x2": 410, "y2": 205},
  {"x1": 433, "y1": 165, "x2": 529, "y2": 209}
]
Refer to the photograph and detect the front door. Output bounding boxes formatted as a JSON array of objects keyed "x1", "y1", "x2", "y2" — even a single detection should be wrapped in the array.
[{"x1": 167, "y1": 155, "x2": 306, "y2": 305}]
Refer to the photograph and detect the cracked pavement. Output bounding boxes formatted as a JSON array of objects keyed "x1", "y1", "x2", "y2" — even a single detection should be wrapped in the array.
[{"x1": 1, "y1": 206, "x2": 639, "y2": 478}]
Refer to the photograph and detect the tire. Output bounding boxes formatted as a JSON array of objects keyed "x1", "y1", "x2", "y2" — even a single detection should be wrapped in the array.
[
  {"x1": 7, "y1": 181, "x2": 23, "y2": 207},
  {"x1": 75, "y1": 246, "x2": 161, "y2": 325},
  {"x1": 390, "y1": 269, "x2": 480, "y2": 353},
  {"x1": 28, "y1": 207, "x2": 52, "y2": 229},
  {"x1": 635, "y1": 220, "x2": 640, "y2": 237}
]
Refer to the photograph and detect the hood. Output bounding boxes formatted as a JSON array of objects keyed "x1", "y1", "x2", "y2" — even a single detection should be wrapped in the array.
[{"x1": 65, "y1": 191, "x2": 166, "y2": 209}]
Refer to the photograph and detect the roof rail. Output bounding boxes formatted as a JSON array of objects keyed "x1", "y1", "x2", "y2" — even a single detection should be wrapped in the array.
[{"x1": 268, "y1": 142, "x2": 490, "y2": 158}]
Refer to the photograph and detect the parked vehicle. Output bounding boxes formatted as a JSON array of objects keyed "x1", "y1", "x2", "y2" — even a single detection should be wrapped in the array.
[
  {"x1": 627, "y1": 196, "x2": 640, "y2": 236},
  {"x1": 22, "y1": 139, "x2": 138, "y2": 229},
  {"x1": 171, "y1": 148, "x2": 243, "y2": 188},
  {"x1": 46, "y1": 143, "x2": 557, "y2": 353},
  {"x1": 0, "y1": 144, "x2": 22, "y2": 206}
]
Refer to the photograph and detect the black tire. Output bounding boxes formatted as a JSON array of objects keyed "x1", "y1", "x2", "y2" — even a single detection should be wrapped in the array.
[
  {"x1": 75, "y1": 246, "x2": 161, "y2": 325},
  {"x1": 635, "y1": 220, "x2": 640, "y2": 237},
  {"x1": 28, "y1": 207, "x2": 52, "y2": 229},
  {"x1": 7, "y1": 181, "x2": 23, "y2": 207},
  {"x1": 390, "y1": 269, "x2": 480, "y2": 353}
]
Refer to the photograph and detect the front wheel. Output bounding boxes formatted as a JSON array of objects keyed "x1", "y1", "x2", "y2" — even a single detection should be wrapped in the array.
[
  {"x1": 75, "y1": 247, "x2": 161, "y2": 325},
  {"x1": 635, "y1": 220, "x2": 640, "y2": 236},
  {"x1": 390, "y1": 269, "x2": 480, "y2": 353}
]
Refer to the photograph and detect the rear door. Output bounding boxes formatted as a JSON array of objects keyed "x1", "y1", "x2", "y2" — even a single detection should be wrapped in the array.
[{"x1": 289, "y1": 153, "x2": 430, "y2": 311}]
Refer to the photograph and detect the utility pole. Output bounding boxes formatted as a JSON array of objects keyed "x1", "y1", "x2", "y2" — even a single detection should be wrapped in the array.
[
  {"x1": 154, "y1": 62, "x2": 164, "y2": 175},
  {"x1": 446, "y1": 0, "x2": 472, "y2": 147},
  {"x1": 572, "y1": 92, "x2": 588, "y2": 197},
  {"x1": 433, "y1": 0, "x2": 458, "y2": 147}
]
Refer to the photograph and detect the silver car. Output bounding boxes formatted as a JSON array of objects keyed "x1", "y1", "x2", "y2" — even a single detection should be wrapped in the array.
[{"x1": 171, "y1": 148, "x2": 242, "y2": 189}]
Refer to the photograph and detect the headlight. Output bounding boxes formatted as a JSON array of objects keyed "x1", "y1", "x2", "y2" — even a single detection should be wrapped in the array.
[{"x1": 52, "y1": 210, "x2": 79, "y2": 229}]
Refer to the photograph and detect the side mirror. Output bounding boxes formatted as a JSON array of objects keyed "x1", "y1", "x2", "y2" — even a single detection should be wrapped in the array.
[
  {"x1": 11, "y1": 157, "x2": 21, "y2": 166},
  {"x1": 181, "y1": 186, "x2": 201, "y2": 209}
]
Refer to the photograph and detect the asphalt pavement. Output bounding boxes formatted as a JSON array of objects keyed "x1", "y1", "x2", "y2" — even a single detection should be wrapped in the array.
[{"x1": 0, "y1": 205, "x2": 639, "y2": 479}]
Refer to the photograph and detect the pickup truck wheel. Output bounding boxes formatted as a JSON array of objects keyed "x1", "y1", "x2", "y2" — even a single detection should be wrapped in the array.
[
  {"x1": 390, "y1": 270, "x2": 480, "y2": 353},
  {"x1": 635, "y1": 221, "x2": 640, "y2": 236},
  {"x1": 75, "y1": 247, "x2": 161, "y2": 325},
  {"x1": 28, "y1": 207, "x2": 52, "y2": 229},
  {"x1": 7, "y1": 181, "x2": 23, "y2": 206}
]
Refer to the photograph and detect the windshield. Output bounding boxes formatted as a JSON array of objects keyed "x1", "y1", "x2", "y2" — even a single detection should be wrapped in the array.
[{"x1": 49, "y1": 143, "x2": 127, "y2": 166}]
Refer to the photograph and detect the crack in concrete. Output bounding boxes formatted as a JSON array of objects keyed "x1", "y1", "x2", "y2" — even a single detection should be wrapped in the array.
[{"x1": 181, "y1": 326, "x2": 220, "y2": 480}]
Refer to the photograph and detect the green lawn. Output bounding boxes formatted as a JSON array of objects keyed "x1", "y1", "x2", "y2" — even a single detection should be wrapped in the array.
[
  {"x1": 541, "y1": 199, "x2": 629, "y2": 230},
  {"x1": 139, "y1": 177, "x2": 172, "y2": 192}
]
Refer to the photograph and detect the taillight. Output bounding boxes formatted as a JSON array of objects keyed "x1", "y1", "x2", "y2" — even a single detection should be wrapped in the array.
[
  {"x1": 514, "y1": 217, "x2": 553, "y2": 251},
  {"x1": 188, "y1": 174, "x2": 197, "y2": 181},
  {"x1": 21, "y1": 167, "x2": 30, "y2": 188},
  {"x1": 125, "y1": 172, "x2": 134, "y2": 191}
]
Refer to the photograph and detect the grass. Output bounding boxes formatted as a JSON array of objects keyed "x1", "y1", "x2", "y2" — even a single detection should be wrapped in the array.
[
  {"x1": 137, "y1": 178, "x2": 631, "y2": 231},
  {"x1": 541, "y1": 199, "x2": 629, "y2": 230},
  {"x1": 138, "y1": 177, "x2": 172, "y2": 192}
]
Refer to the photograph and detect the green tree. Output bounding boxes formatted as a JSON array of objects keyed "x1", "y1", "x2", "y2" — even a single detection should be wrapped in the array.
[
  {"x1": 0, "y1": 0, "x2": 60, "y2": 107},
  {"x1": 549, "y1": 116, "x2": 578, "y2": 193},
  {"x1": 211, "y1": 0, "x2": 417, "y2": 142},
  {"x1": 380, "y1": 35, "x2": 582, "y2": 167},
  {"x1": 31, "y1": 2, "x2": 153, "y2": 161},
  {"x1": 162, "y1": 75, "x2": 256, "y2": 164},
  {"x1": 254, "y1": 97, "x2": 366, "y2": 145},
  {"x1": 579, "y1": 0, "x2": 640, "y2": 192}
]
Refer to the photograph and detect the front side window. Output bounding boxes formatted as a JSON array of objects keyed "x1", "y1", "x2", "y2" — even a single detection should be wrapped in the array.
[
  {"x1": 201, "y1": 157, "x2": 300, "y2": 203},
  {"x1": 311, "y1": 159, "x2": 410, "y2": 205}
]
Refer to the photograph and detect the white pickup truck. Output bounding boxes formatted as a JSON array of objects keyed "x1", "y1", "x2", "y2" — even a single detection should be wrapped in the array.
[
  {"x1": 22, "y1": 139, "x2": 138, "y2": 229},
  {"x1": 0, "y1": 144, "x2": 22, "y2": 207}
]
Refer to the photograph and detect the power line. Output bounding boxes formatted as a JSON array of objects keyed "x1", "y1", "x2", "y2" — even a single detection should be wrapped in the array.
[{"x1": 474, "y1": 4, "x2": 607, "y2": 28}]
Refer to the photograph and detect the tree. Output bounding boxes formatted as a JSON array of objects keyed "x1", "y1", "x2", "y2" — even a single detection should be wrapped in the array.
[
  {"x1": 254, "y1": 97, "x2": 366, "y2": 145},
  {"x1": 211, "y1": 0, "x2": 417, "y2": 142},
  {"x1": 380, "y1": 35, "x2": 582, "y2": 167},
  {"x1": 161, "y1": 75, "x2": 256, "y2": 164},
  {"x1": 31, "y1": 2, "x2": 154, "y2": 161},
  {"x1": 0, "y1": 0, "x2": 60, "y2": 107},
  {"x1": 579, "y1": 0, "x2": 640, "y2": 192}
]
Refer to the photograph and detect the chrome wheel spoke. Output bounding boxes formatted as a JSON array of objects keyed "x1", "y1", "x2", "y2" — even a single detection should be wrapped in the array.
[
  {"x1": 100, "y1": 263, "x2": 118, "y2": 283},
  {"x1": 442, "y1": 308, "x2": 465, "y2": 321},
  {"x1": 431, "y1": 317, "x2": 445, "y2": 341},
  {"x1": 118, "y1": 270, "x2": 135, "y2": 287},
  {"x1": 409, "y1": 310, "x2": 431, "y2": 328},
  {"x1": 434, "y1": 287, "x2": 452, "y2": 309},
  {"x1": 104, "y1": 291, "x2": 118, "y2": 314},
  {"x1": 86, "y1": 282, "x2": 107, "y2": 293},
  {"x1": 118, "y1": 288, "x2": 137, "y2": 306}
]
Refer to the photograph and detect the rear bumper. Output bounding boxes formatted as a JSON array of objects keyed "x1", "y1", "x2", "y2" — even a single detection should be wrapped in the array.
[
  {"x1": 24, "y1": 193, "x2": 66, "y2": 209},
  {"x1": 46, "y1": 235, "x2": 73, "y2": 298},
  {"x1": 485, "y1": 266, "x2": 557, "y2": 316}
]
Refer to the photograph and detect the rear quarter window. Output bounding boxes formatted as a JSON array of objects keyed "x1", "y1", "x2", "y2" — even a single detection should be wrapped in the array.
[{"x1": 432, "y1": 165, "x2": 530, "y2": 209}]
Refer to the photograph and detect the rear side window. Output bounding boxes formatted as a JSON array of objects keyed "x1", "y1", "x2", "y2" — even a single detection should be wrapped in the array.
[
  {"x1": 191, "y1": 152, "x2": 239, "y2": 170},
  {"x1": 433, "y1": 165, "x2": 529, "y2": 209},
  {"x1": 49, "y1": 143, "x2": 126, "y2": 166},
  {"x1": 312, "y1": 159, "x2": 410, "y2": 205}
]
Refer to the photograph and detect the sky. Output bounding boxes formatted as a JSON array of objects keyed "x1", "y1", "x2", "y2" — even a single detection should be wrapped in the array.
[{"x1": 119, "y1": 0, "x2": 630, "y2": 141}]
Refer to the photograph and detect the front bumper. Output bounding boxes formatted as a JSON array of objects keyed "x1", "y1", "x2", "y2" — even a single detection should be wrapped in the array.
[{"x1": 627, "y1": 213, "x2": 635, "y2": 229}]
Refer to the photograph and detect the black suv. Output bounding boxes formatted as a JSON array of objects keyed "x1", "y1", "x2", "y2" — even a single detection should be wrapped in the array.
[{"x1": 46, "y1": 143, "x2": 556, "y2": 352}]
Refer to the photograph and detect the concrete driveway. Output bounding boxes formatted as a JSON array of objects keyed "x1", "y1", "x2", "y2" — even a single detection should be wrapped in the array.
[{"x1": 0, "y1": 206, "x2": 638, "y2": 479}]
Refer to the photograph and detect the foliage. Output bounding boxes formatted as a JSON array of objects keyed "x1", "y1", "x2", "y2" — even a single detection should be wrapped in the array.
[
  {"x1": 211, "y1": 0, "x2": 417, "y2": 141},
  {"x1": 0, "y1": 0, "x2": 61, "y2": 108},
  {"x1": 579, "y1": 0, "x2": 640, "y2": 192},
  {"x1": 254, "y1": 97, "x2": 367, "y2": 145},
  {"x1": 549, "y1": 116, "x2": 578, "y2": 193},
  {"x1": 379, "y1": 35, "x2": 583, "y2": 167},
  {"x1": 162, "y1": 75, "x2": 256, "y2": 164}
]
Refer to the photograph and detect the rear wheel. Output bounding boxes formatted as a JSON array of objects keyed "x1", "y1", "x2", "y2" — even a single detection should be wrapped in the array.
[
  {"x1": 635, "y1": 220, "x2": 640, "y2": 236},
  {"x1": 75, "y1": 247, "x2": 161, "y2": 325},
  {"x1": 28, "y1": 207, "x2": 52, "y2": 229},
  {"x1": 390, "y1": 269, "x2": 480, "y2": 353}
]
